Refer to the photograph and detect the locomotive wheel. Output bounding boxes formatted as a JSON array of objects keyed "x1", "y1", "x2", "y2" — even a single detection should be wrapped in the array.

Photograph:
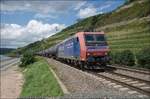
[
  {"x1": 74, "y1": 60, "x2": 78, "y2": 66},
  {"x1": 101, "y1": 63, "x2": 106, "y2": 67},
  {"x1": 80, "y1": 61, "x2": 85, "y2": 71}
]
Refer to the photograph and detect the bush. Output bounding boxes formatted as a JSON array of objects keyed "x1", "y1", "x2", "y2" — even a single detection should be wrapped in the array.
[
  {"x1": 120, "y1": 50, "x2": 135, "y2": 66},
  {"x1": 136, "y1": 48, "x2": 150, "y2": 69},
  {"x1": 110, "y1": 50, "x2": 135, "y2": 66},
  {"x1": 19, "y1": 52, "x2": 35, "y2": 67},
  {"x1": 114, "y1": 52, "x2": 122, "y2": 64},
  {"x1": 108, "y1": 51, "x2": 114, "y2": 64},
  {"x1": 109, "y1": 51, "x2": 122, "y2": 64}
]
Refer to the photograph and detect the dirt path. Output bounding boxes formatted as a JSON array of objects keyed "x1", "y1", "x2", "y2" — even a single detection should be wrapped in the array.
[{"x1": 0, "y1": 65, "x2": 24, "y2": 98}]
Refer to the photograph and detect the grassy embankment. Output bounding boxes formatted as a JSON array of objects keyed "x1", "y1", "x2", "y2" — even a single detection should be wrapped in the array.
[
  {"x1": 105, "y1": 16, "x2": 150, "y2": 54},
  {"x1": 20, "y1": 56, "x2": 63, "y2": 97}
]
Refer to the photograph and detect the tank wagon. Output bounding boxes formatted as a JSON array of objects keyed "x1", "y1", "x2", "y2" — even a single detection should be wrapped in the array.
[{"x1": 39, "y1": 32, "x2": 110, "y2": 69}]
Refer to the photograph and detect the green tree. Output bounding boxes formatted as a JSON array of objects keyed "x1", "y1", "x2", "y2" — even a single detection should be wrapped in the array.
[
  {"x1": 136, "y1": 48, "x2": 150, "y2": 69},
  {"x1": 19, "y1": 51, "x2": 35, "y2": 67}
]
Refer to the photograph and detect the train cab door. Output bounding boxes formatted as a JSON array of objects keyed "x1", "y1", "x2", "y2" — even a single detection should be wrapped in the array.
[{"x1": 74, "y1": 37, "x2": 80, "y2": 59}]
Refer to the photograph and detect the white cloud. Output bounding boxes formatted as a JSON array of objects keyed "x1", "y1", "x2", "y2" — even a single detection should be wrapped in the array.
[
  {"x1": 74, "y1": 1, "x2": 87, "y2": 10},
  {"x1": 1, "y1": 1, "x2": 84, "y2": 14},
  {"x1": 1, "y1": 20, "x2": 66, "y2": 48},
  {"x1": 78, "y1": 7, "x2": 97, "y2": 18},
  {"x1": 1, "y1": 24, "x2": 23, "y2": 39},
  {"x1": 34, "y1": 13, "x2": 57, "y2": 19},
  {"x1": 76, "y1": 1, "x2": 114, "y2": 18},
  {"x1": 99, "y1": 4, "x2": 111, "y2": 10}
]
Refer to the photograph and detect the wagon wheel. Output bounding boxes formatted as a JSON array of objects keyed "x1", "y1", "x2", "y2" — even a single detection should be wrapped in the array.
[{"x1": 79, "y1": 61, "x2": 85, "y2": 71}]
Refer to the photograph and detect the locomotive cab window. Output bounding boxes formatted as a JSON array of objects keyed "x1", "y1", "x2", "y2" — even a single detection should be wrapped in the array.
[
  {"x1": 95, "y1": 34, "x2": 106, "y2": 41},
  {"x1": 77, "y1": 37, "x2": 79, "y2": 42},
  {"x1": 85, "y1": 34, "x2": 106, "y2": 42},
  {"x1": 85, "y1": 34, "x2": 94, "y2": 41},
  {"x1": 74, "y1": 37, "x2": 79, "y2": 42}
]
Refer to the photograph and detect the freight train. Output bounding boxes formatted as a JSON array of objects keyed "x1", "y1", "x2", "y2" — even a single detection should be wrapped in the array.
[{"x1": 37, "y1": 31, "x2": 110, "y2": 69}]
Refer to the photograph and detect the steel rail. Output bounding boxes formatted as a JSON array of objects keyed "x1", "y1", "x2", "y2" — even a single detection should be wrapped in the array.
[
  {"x1": 108, "y1": 65, "x2": 150, "y2": 75},
  {"x1": 109, "y1": 71, "x2": 150, "y2": 84},
  {"x1": 87, "y1": 71, "x2": 150, "y2": 96}
]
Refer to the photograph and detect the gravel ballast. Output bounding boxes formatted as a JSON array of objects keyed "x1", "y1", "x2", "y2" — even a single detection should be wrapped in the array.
[
  {"x1": 46, "y1": 58, "x2": 149, "y2": 98},
  {"x1": 114, "y1": 69, "x2": 150, "y2": 81}
]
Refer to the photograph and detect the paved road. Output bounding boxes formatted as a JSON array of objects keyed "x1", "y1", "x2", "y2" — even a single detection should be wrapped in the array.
[
  {"x1": 0, "y1": 58, "x2": 20, "y2": 71},
  {"x1": 0, "y1": 59, "x2": 23, "y2": 98}
]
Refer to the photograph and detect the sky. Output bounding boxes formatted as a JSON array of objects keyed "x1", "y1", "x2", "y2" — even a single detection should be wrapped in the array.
[{"x1": 0, "y1": 0, "x2": 125, "y2": 48}]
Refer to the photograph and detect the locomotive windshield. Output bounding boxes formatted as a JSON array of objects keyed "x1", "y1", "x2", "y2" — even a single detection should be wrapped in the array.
[
  {"x1": 85, "y1": 34, "x2": 106, "y2": 42},
  {"x1": 85, "y1": 34, "x2": 107, "y2": 46}
]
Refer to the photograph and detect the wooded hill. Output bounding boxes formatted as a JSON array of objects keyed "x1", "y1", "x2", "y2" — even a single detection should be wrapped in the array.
[
  {"x1": 13, "y1": 0, "x2": 150, "y2": 55},
  {"x1": 0, "y1": 48, "x2": 15, "y2": 55}
]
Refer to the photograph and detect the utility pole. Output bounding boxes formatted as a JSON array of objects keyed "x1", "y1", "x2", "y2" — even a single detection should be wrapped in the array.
[
  {"x1": 41, "y1": 31, "x2": 46, "y2": 55},
  {"x1": 41, "y1": 26, "x2": 58, "y2": 55},
  {"x1": 55, "y1": 26, "x2": 58, "y2": 32}
]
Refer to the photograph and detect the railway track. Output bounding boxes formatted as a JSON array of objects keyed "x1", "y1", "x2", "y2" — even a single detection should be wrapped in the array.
[
  {"x1": 108, "y1": 65, "x2": 150, "y2": 75},
  {"x1": 87, "y1": 71, "x2": 150, "y2": 97},
  {"x1": 69, "y1": 63, "x2": 150, "y2": 96},
  {"x1": 52, "y1": 59, "x2": 150, "y2": 97}
]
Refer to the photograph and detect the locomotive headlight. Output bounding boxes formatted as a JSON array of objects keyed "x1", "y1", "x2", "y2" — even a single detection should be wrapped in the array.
[
  {"x1": 87, "y1": 53, "x2": 90, "y2": 56},
  {"x1": 105, "y1": 52, "x2": 108, "y2": 55},
  {"x1": 81, "y1": 58, "x2": 85, "y2": 61}
]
